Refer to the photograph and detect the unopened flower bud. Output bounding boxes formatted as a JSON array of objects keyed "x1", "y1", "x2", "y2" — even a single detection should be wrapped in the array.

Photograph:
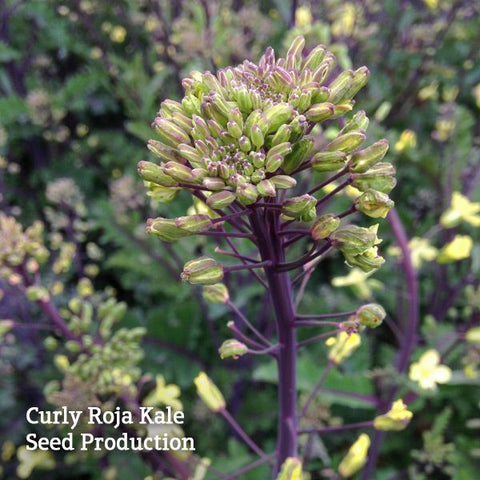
[
  {"x1": 271, "y1": 124, "x2": 292, "y2": 146},
  {"x1": 218, "y1": 339, "x2": 248, "y2": 359},
  {"x1": 203, "y1": 177, "x2": 226, "y2": 191},
  {"x1": 138, "y1": 161, "x2": 178, "y2": 187},
  {"x1": 328, "y1": 70, "x2": 354, "y2": 103},
  {"x1": 163, "y1": 161, "x2": 194, "y2": 182},
  {"x1": 236, "y1": 183, "x2": 258, "y2": 205},
  {"x1": 340, "y1": 110, "x2": 370, "y2": 134},
  {"x1": 238, "y1": 135, "x2": 252, "y2": 152},
  {"x1": 344, "y1": 247, "x2": 385, "y2": 272},
  {"x1": 25, "y1": 286, "x2": 50, "y2": 302},
  {"x1": 206, "y1": 191, "x2": 236, "y2": 209},
  {"x1": 147, "y1": 140, "x2": 178, "y2": 163},
  {"x1": 202, "y1": 283, "x2": 229, "y2": 304},
  {"x1": 311, "y1": 214, "x2": 340, "y2": 240},
  {"x1": 311, "y1": 86, "x2": 330, "y2": 104},
  {"x1": 312, "y1": 150, "x2": 347, "y2": 173},
  {"x1": 356, "y1": 303, "x2": 386, "y2": 328},
  {"x1": 327, "y1": 130, "x2": 366, "y2": 153},
  {"x1": 331, "y1": 225, "x2": 379, "y2": 255},
  {"x1": 343, "y1": 67, "x2": 370, "y2": 101},
  {"x1": 146, "y1": 218, "x2": 190, "y2": 242},
  {"x1": 282, "y1": 137, "x2": 314, "y2": 174},
  {"x1": 351, "y1": 162, "x2": 396, "y2": 193},
  {"x1": 338, "y1": 434, "x2": 370, "y2": 478},
  {"x1": 251, "y1": 168, "x2": 266, "y2": 183},
  {"x1": 178, "y1": 144, "x2": 203, "y2": 168},
  {"x1": 257, "y1": 179, "x2": 276, "y2": 197},
  {"x1": 265, "y1": 154, "x2": 284, "y2": 173},
  {"x1": 305, "y1": 102, "x2": 335, "y2": 122},
  {"x1": 270, "y1": 175, "x2": 297, "y2": 189},
  {"x1": 153, "y1": 118, "x2": 191, "y2": 147},
  {"x1": 264, "y1": 103, "x2": 294, "y2": 133},
  {"x1": 355, "y1": 189, "x2": 394, "y2": 218},
  {"x1": 250, "y1": 124, "x2": 264, "y2": 149},
  {"x1": 282, "y1": 194, "x2": 316, "y2": 219},
  {"x1": 175, "y1": 215, "x2": 213, "y2": 233},
  {"x1": 349, "y1": 139, "x2": 389, "y2": 173},
  {"x1": 194, "y1": 372, "x2": 226, "y2": 412},
  {"x1": 181, "y1": 257, "x2": 223, "y2": 285},
  {"x1": 227, "y1": 120, "x2": 242, "y2": 139}
]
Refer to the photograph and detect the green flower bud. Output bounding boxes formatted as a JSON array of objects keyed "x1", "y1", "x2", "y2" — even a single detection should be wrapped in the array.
[
  {"x1": 304, "y1": 45, "x2": 327, "y2": 71},
  {"x1": 191, "y1": 168, "x2": 207, "y2": 182},
  {"x1": 349, "y1": 139, "x2": 389, "y2": 173},
  {"x1": 233, "y1": 87, "x2": 253, "y2": 113},
  {"x1": 355, "y1": 189, "x2": 394, "y2": 218},
  {"x1": 267, "y1": 142, "x2": 292, "y2": 161},
  {"x1": 171, "y1": 111, "x2": 193, "y2": 132},
  {"x1": 264, "y1": 154, "x2": 282, "y2": 174},
  {"x1": 25, "y1": 285, "x2": 49, "y2": 302},
  {"x1": 147, "y1": 140, "x2": 179, "y2": 163},
  {"x1": 340, "y1": 110, "x2": 370, "y2": 134},
  {"x1": 270, "y1": 175, "x2": 297, "y2": 189},
  {"x1": 331, "y1": 225, "x2": 379, "y2": 255},
  {"x1": 271, "y1": 124, "x2": 293, "y2": 147},
  {"x1": 289, "y1": 114, "x2": 308, "y2": 142},
  {"x1": 282, "y1": 194, "x2": 317, "y2": 219},
  {"x1": 207, "y1": 118, "x2": 223, "y2": 137},
  {"x1": 163, "y1": 161, "x2": 194, "y2": 182},
  {"x1": 331, "y1": 103, "x2": 354, "y2": 119},
  {"x1": 305, "y1": 102, "x2": 335, "y2": 122},
  {"x1": 264, "y1": 103, "x2": 294, "y2": 133},
  {"x1": 466, "y1": 327, "x2": 480, "y2": 345},
  {"x1": 356, "y1": 303, "x2": 386, "y2": 328},
  {"x1": 327, "y1": 130, "x2": 366, "y2": 153},
  {"x1": 228, "y1": 107, "x2": 243, "y2": 128},
  {"x1": 251, "y1": 168, "x2": 266, "y2": 183},
  {"x1": 282, "y1": 137, "x2": 314, "y2": 174},
  {"x1": 192, "y1": 114, "x2": 210, "y2": 139},
  {"x1": 238, "y1": 135, "x2": 252, "y2": 152},
  {"x1": 276, "y1": 457, "x2": 303, "y2": 480},
  {"x1": 153, "y1": 118, "x2": 191, "y2": 147},
  {"x1": 175, "y1": 215, "x2": 213, "y2": 233},
  {"x1": 146, "y1": 218, "x2": 190, "y2": 242},
  {"x1": 206, "y1": 191, "x2": 236, "y2": 209},
  {"x1": 137, "y1": 161, "x2": 178, "y2": 187},
  {"x1": 328, "y1": 70, "x2": 354, "y2": 103},
  {"x1": 147, "y1": 184, "x2": 180, "y2": 203},
  {"x1": 236, "y1": 183, "x2": 258, "y2": 205},
  {"x1": 181, "y1": 257, "x2": 224, "y2": 285},
  {"x1": 250, "y1": 124, "x2": 264, "y2": 149},
  {"x1": 218, "y1": 339, "x2": 248, "y2": 359},
  {"x1": 351, "y1": 162, "x2": 396, "y2": 193},
  {"x1": 202, "y1": 283, "x2": 229, "y2": 304},
  {"x1": 227, "y1": 120, "x2": 243, "y2": 139},
  {"x1": 286, "y1": 35, "x2": 305, "y2": 65},
  {"x1": 177, "y1": 144, "x2": 203, "y2": 168},
  {"x1": 311, "y1": 151, "x2": 347, "y2": 172},
  {"x1": 343, "y1": 66, "x2": 370, "y2": 100},
  {"x1": 311, "y1": 86, "x2": 330, "y2": 104},
  {"x1": 161, "y1": 99, "x2": 184, "y2": 116},
  {"x1": 203, "y1": 177, "x2": 226, "y2": 191},
  {"x1": 344, "y1": 247, "x2": 385, "y2": 272},
  {"x1": 311, "y1": 214, "x2": 341, "y2": 240},
  {"x1": 257, "y1": 180, "x2": 276, "y2": 197},
  {"x1": 181, "y1": 94, "x2": 201, "y2": 116}
]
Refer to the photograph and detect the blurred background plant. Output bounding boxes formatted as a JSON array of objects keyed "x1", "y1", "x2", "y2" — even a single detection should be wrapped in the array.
[{"x1": 0, "y1": 0, "x2": 479, "y2": 479}]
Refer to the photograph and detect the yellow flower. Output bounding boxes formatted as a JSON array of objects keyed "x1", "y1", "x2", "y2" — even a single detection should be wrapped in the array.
[
  {"x1": 437, "y1": 235, "x2": 473, "y2": 263},
  {"x1": 440, "y1": 192, "x2": 480, "y2": 228},
  {"x1": 473, "y1": 83, "x2": 480, "y2": 109},
  {"x1": 332, "y1": 268, "x2": 382, "y2": 299},
  {"x1": 16, "y1": 446, "x2": 55, "y2": 478},
  {"x1": 54, "y1": 354, "x2": 70, "y2": 372},
  {"x1": 326, "y1": 332, "x2": 361, "y2": 364},
  {"x1": 142, "y1": 375, "x2": 183, "y2": 411},
  {"x1": 338, "y1": 434, "x2": 370, "y2": 478},
  {"x1": 1, "y1": 440, "x2": 15, "y2": 461},
  {"x1": 332, "y1": 3, "x2": 356, "y2": 37},
  {"x1": 374, "y1": 399, "x2": 413, "y2": 431},
  {"x1": 194, "y1": 372, "x2": 225, "y2": 412},
  {"x1": 464, "y1": 364, "x2": 477, "y2": 379},
  {"x1": 465, "y1": 327, "x2": 480, "y2": 345},
  {"x1": 388, "y1": 237, "x2": 438, "y2": 269},
  {"x1": 395, "y1": 129, "x2": 417, "y2": 152},
  {"x1": 276, "y1": 457, "x2": 302, "y2": 480},
  {"x1": 409, "y1": 349, "x2": 452, "y2": 390},
  {"x1": 295, "y1": 6, "x2": 312, "y2": 27},
  {"x1": 423, "y1": 0, "x2": 438, "y2": 10},
  {"x1": 110, "y1": 26, "x2": 127, "y2": 43}
]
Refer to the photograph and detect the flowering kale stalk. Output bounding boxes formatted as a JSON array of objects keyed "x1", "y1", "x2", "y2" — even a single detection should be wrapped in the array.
[{"x1": 140, "y1": 36, "x2": 396, "y2": 478}]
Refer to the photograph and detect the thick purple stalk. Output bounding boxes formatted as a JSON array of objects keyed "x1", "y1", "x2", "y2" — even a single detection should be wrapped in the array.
[{"x1": 249, "y1": 210, "x2": 298, "y2": 476}]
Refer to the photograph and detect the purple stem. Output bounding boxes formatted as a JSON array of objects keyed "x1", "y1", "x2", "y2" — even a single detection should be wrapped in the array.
[
  {"x1": 224, "y1": 453, "x2": 276, "y2": 480},
  {"x1": 249, "y1": 209, "x2": 298, "y2": 476},
  {"x1": 298, "y1": 420, "x2": 374, "y2": 435},
  {"x1": 297, "y1": 329, "x2": 341, "y2": 349},
  {"x1": 299, "y1": 361, "x2": 334, "y2": 419}
]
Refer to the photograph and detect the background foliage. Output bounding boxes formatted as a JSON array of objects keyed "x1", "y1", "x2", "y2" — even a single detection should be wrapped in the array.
[{"x1": 1, "y1": 0, "x2": 479, "y2": 479}]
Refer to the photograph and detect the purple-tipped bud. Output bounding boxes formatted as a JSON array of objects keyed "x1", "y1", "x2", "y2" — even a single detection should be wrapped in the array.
[
  {"x1": 236, "y1": 183, "x2": 258, "y2": 205},
  {"x1": 206, "y1": 191, "x2": 236, "y2": 209},
  {"x1": 257, "y1": 179, "x2": 276, "y2": 197},
  {"x1": 163, "y1": 161, "x2": 194, "y2": 182},
  {"x1": 351, "y1": 163, "x2": 396, "y2": 193},
  {"x1": 250, "y1": 124, "x2": 264, "y2": 149},
  {"x1": 178, "y1": 144, "x2": 203, "y2": 168},
  {"x1": 305, "y1": 102, "x2": 335, "y2": 122},
  {"x1": 271, "y1": 124, "x2": 292, "y2": 147},
  {"x1": 265, "y1": 154, "x2": 284, "y2": 173},
  {"x1": 147, "y1": 140, "x2": 178, "y2": 163},
  {"x1": 203, "y1": 177, "x2": 226, "y2": 191},
  {"x1": 137, "y1": 161, "x2": 178, "y2": 187},
  {"x1": 238, "y1": 135, "x2": 252, "y2": 152},
  {"x1": 251, "y1": 168, "x2": 266, "y2": 184},
  {"x1": 153, "y1": 118, "x2": 191, "y2": 147}
]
